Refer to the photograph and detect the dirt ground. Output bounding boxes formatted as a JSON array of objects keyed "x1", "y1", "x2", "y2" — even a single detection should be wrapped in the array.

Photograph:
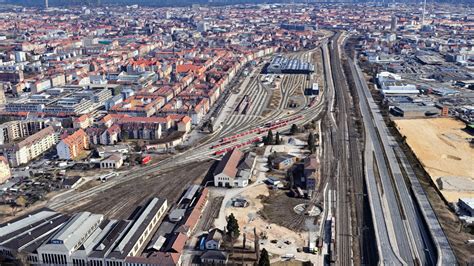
[
  {"x1": 60, "y1": 160, "x2": 213, "y2": 219},
  {"x1": 312, "y1": 48, "x2": 324, "y2": 91},
  {"x1": 225, "y1": 184, "x2": 307, "y2": 248},
  {"x1": 395, "y1": 118, "x2": 474, "y2": 202},
  {"x1": 260, "y1": 190, "x2": 311, "y2": 232}
]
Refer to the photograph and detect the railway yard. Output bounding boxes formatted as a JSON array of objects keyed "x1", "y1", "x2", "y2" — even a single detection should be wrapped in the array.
[
  {"x1": 51, "y1": 161, "x2": 213, "y2": 219},
  {"x1": 6, "y1": 29, "x2": 464, "y2": 266},
  {"x1": 1, "y1": 2, "x2": 473, "y2": 265},
  {"x1": 44, "y1": 48, "x2": 320, "y2": 208},
  {"x1": 38, "y1": 33, "x2": 333, "y2": 265},
  {"x1": 40, "y1": 31, "x2": 408, "y2": 265}
]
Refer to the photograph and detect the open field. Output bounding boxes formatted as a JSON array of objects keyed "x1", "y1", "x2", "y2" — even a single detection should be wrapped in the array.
[
  {"x1": 57, "y1": 161, "x2": 212, "y2": 219},
  {"x1": 394, "y1": 117, "x2": 474, "y2": 264},
  {"x1": 395, "y1": 118, "x2": 474, "y2": 202}
]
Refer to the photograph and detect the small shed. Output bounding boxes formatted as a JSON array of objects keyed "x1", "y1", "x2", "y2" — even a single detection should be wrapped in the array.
[
  {"x1": 62, "y1": 176, "x2": 83, "y2": 189},
  {"x1": 267, "y1": 176, "x2": 281, "y2": 186}
]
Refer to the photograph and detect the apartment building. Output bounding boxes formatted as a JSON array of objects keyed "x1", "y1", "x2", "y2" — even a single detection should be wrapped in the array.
[
  {"x1": 0, "y1": 156, "x2": 11, "y2": 184},
  {"x1": 0, "y1": 119, "x2": 49, "y2": 145},
  {"x1": 1, "y1": 126, "x2": 57, "y2": 167},
  {"x1": 5, "y1": 87, "x2": 112, "y2": 116},
  {"x1": 73, "y1": 114, "x2": 93, "y2": 129},
  {"x1": 56, "y1": 129, "x2": 89, "y2": 160},
  {"x1": 116, "y1": 117, "x2": 172, "y2": 140}
]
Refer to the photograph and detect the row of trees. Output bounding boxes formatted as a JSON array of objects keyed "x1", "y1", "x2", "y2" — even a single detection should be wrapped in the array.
[
  {"x1": 290, "y1": 120, "x2": 318, "y2": 136},
  {"x1": 262, "y1": 127, "x2": 318, "y2": 154},
  {"x1": 226, "y1": 213, "x2": 270, "y2": 266},
  {"x1": 263, "y1": 130, "x2": 282, "y2": 145},
  {"x1": 308, "y1": 132, "x2": 317, "y2": 154}
]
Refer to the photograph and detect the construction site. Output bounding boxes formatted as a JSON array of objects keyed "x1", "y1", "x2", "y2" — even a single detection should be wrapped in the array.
[
  {"x1": 395, "y1": 117, "x2": 474, "y2": 203},
  {"x1": 218, "y1": 181, "x2": 319, "y2": 263}
]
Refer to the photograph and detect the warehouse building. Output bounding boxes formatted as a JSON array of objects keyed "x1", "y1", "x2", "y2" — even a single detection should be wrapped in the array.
[
  {"x1": 266, "y1": 56, "x2": 315, "y2": 74},
  {"x1": 390, "y1": 104, "x2": 440, "y2": 118},
  {"x1": 376, "y1": 71, "x2": 401, "y2": 85},
  {"x1": 130, "y1": 185, "x2": 208, "y2": 266},
  {"x1": 0, "y1": 197, "x2": 168, "y2": 265},
  {"x1": 380, "y1": 81, "x2": 419, "y2": 95},
  {"x1": 213, "y1": 149, "x2": 256, "y2": 188}
]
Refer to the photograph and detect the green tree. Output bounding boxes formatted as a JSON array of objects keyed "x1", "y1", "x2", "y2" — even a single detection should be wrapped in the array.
[
  {"x1": 226, "y1": 213, "x2": 240, "y2": 239},
  {"x1": 287, "y1": 170, "x2": 294, "y2": 188},
  {"x1": 290, "y1": 124, "x2": 298, "y2": 135},
  {"x1": 15, "y1": 196, "x2": 26, "y2": 208},
  {"x1": 265, "y1": 130, "x2": 274, "y2": 145},
  {"x1": 275, "y1": 132, "x2": 281, "y2": 145},
  {"x1": 267, "y1": 151, "x2": 277, "y2": 170},
  {"x1": 308, "y1": 132, "x2": 315, "y2": 152},
  {"x1": 258, "y1": 248, "x2": 270, "y2": 266},
  {"x1": 207, "y1": 121, "x2": 214, "y2": 133}
]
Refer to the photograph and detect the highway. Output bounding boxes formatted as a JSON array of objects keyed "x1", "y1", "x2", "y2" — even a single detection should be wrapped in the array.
[{"x1": 348, "y1": 57, "x2": 457, "y2": 265}]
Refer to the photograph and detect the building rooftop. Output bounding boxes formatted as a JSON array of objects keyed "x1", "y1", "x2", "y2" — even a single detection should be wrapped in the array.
[{"x1": 44, "y1": 212, "x2": 104, "y2": 252}]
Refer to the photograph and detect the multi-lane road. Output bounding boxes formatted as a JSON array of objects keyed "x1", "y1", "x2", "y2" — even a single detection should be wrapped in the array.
[
  {"x1": 349, "y1": 56, "x2": 457, "y2": 265},
  {"x1": 336, "y1": 33, "x2": 457, "y2": 265}
]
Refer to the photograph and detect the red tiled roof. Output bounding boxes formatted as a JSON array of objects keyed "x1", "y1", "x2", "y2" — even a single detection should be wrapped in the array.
[
  {"x1": 74, "y1": 114, "x2": 89, "y2": 123},
  {"x1": 118, "y1": 116, "x2": 170, "y2": 124},
  {"x1": 61, "y1": 128, "x2": 87, "y2": 147},
  {"x1": 214, "y1": 149, "x2": 243, "y2": 179},
  {"x1": 171, "y1": 233, "x2": 188, "y2": 253}
]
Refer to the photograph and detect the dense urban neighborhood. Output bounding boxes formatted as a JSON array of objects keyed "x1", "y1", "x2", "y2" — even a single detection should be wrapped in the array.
[{"x1": 0, "y1": 1, "x2": 473, "y2": 265}]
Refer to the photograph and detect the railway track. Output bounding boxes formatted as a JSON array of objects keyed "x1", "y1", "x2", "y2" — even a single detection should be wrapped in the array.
[
  {"x1": 48, "y1": 48, "x2": 327, "y2": 213},
  {"x1": 326, "y1": 32, "x2": 353, "y2": 265},
  {"x1": 201, "y1": 196, "x2": 224, "y2": 231}
]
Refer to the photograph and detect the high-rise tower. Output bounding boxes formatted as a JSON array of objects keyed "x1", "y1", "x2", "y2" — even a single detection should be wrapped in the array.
[
  {"x1": 391, "y1": 14, "x2": 397, "y2": 32},
  {"x1": 45, "y1": 0, "x2": 48, "y2": 9},
  {"x1": 422, "y1": 0, "x2": 427, "y2": 26}
]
